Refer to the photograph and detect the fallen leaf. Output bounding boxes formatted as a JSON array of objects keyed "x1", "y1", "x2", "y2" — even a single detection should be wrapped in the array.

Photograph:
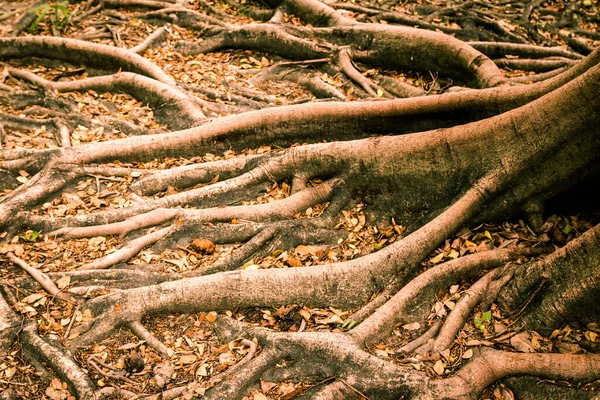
[
  {"x1": 433, "y1": 360, "x2": 445, "y2": 375},
  {"x1": 315, "y1": 314, "x2": 344, "y2": 325},
  {"x1": 22, "y1": 293, "x2": 46, "y2": 304},
  {"x1": 179, "y1": 354, "x2": 197, "y2": 364},
  {"x1": 56, "y1": 276, "x2": 70, "y2": 290},
  {"x1": 299, "y1": 308, "x2": 311, "y2": 321},
  {"x1": 205, "y1": 312, "x2": 218, "y2": 322},
  {"x1": 153, "y1": 361, "x2": 174, "y2": 388},
  {"x1": 190, "y1": 238, "x2": 215, "y2": 254},
  {"x1": 510, "y1": 332, "x2": 534, "y2": 353},
  {"x1": 261, "y1": 381, "x2": 277, "y2": 393},
  {"x1": 557, "y1": 342, "x2": 583, "y2": 354},
  {"x1": 430, "y1": 252, "x2": 444, "y2": 264},
  {"x1": 295, "y1": 245, "x2": 316, "y2": 255},
  {"x1": 402, "y1": 322, "x2": 421, "y2": 331},
  {"x1": 196, "y1": 364, "x2": 209, "y2": 376}
]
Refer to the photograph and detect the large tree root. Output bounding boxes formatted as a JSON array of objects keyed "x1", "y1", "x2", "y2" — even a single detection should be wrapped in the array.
[
  {"x1": 498, "y1": 223, "x2": 600, "y2": 334},
  {"x1": 2, "y1": 0, "x2": 600, "y2": 398},
  {"x1": 0, "y1": 291, "x2": 99, "y2": 400},
  {"x1": 176, "y1": 22, "x2": 505, "y2": 89},
  {"x1": 0, "y1": 36, "x2": 175, "y2": 85},
  {"x1": 3, "y1": 48, "x2": 599, "y2": 233},
  {"x1": 6, "y1": 67, "x2": 205, "y2": 129}
]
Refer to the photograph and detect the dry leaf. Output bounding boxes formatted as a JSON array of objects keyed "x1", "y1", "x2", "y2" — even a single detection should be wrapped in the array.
[
  {"x1": 56, "y1": 276, "x2": 70, "y2": 290},
  {"x1": 402, "y1": 322, "x2": 421, "y2": 331},
  {"x1": 315, "y1": 314, "x2": 344, "y2": 325},
  {"x1": 153, "y1": 361, "x2": 174, "y2": 388},
  {"x1": 190, "y1": 238, "x2": 215, "y2": 254},
  {"x1": 205, "y1": 312, "x2": 217, "y2": 322},
  {"x1": 433, "y1": 360, "x2": 445, "y2": 375},
  {"x1": 261, "y1": 381, "x2": 277, "y2": 393},
  {"x1": 179, "y1": 354, "x2": 197, "y2": 364},
  {"x1": 557, "y1": 342, "x2": 583, "y2": 354},
  {"x1": 196, "y1": 364, "x2": 209, "y2": 376},
  {"x1": 510, "y1": 332, "x2": 534, "y2": 353},
  {"x1": 295, "y1": 245, "x2": 316, "y2": 255},
  {"x1": 299, "y1": 308, "x2": 312, "y2": 321},
  {"x1": 22, "y1": 293, "x2": 46, "y2": 304},
  {"x1": 430, "y1": 252, "x2": 444, "y2": 264}
]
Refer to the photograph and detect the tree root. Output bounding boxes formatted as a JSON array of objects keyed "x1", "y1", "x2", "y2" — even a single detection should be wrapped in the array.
[
  {"x1": 2, "y1": 1, "x2": 600, "y2": 398},
  {"x1": 0, "y1": 36, "x2": 175, "y2": 85},
  {"x1": 7, "y1": 68, "x2": 205, "y2": 129},
  {"x1": 0, "y1": 292, "x2": 97, "y2": 399},
  {"x1": 177, "y1": 22, "x2": 505, "y2": 88},
  {"x1": 498, "y1": 223, "x2": 600, "y2": 335}
]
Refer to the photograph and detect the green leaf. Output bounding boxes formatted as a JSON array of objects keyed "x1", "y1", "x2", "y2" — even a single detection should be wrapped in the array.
[
  {"x1": 19, "y1": 230, "x2": 39, "y2": 242},
  {"x1": 28, "y1": 6, "x2": 49, "y2": 33},
  {"x1": 562, "y1": 224, "x2": 572, "y2": 234},
  {"x1": 340, "y1": 319, "x2": 357, "y2": 330},
  {"x1": 482, "y1": 310, "x2": 492, "y2": 321},
  {"x1": 57, "y1": 4, "x2": 68, "y2": 18},
  {"x1": 474, "y1": 317, "x2": 482, "y2": 328}
]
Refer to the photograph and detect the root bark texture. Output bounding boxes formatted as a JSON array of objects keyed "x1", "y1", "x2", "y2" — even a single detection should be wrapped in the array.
[{"x1": 1, "y1": 0, "x2": 599, "y2": 399}]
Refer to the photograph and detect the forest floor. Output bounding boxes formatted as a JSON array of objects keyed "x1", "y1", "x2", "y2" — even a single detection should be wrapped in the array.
[{"x1": 0, "y1": 0, "x2": 599, "y2": 399}]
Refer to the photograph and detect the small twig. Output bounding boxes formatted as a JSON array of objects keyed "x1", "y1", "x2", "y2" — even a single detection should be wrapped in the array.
[
  {"x1": 511, "y1": 276, "x2": 548, "y2": 320},
  {"x1": 337, "y1": 378, "x2": 371, "y2": 399},
  {"x1": 107, "y1": 25, "x2": 122, "y2": 47},
  {"x1": 87, "y1": 356, "x2": 137, "y2": 385},
  {"x1": 86, "y1": 174, "x2": 125, "y2": 183},
  {"x1": 90, "y1": 355, "x2": 118, "y2": 371},
  {"x1": 63, "y1": 303, "x2": 81, "y2": 340},
  {"x1": 55, "y1": 120, "x2": 72, "y2": 147},
  {"x1": 206, "y1": 338, "x2": 259, "y2": 387},
  {"x1": 0, "y1": 122, "x2": 6, "y2": 149},
  {"x1": 0, "y1": 379, "x2": 26, "y2": 386},
  {"x1": 272, "y1": 58, "x2": 330, "y2": 67},
  {"x1": 71, "y1": 3, "x2": 102, "y2": 23},
  {"x1": 239, "y1": 338, "x2": 257, "y2": 361}
]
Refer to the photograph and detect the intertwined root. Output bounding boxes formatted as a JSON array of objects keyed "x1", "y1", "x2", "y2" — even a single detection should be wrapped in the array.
[{"x1": 2, "y1": 0, "x2": 600, "y2": 399}]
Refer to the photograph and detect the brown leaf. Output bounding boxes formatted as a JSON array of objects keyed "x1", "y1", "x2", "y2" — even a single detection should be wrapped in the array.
[
  {"x1": 205, "y1": 311, "x2": 218, "y2": 322},
  {"x1": 433, "y1": 360, "x2": 445, "y2": 375},
  {"x1": 510, "y1": 332, "x2": 534, "y2": 353},
  {"x1": 190, "y1": 238, "x2": 215, "y2": 254},
  {"x1": 261, "y1": 381, "x2": 277, "y2": 393},
  {"x1": 557, "y1": 342, "x2": 583, "y2": 354},
  {"x1": 315, "y1": 314, "x2": 343, "y2": 325},
  {"x1": 295, "y1": 245, "x2": 315, "y2": 255},
  {"x1": 430, "y1": 252, "x2": 444, "y2": 264},
  {"x1": 402, "y1": 322, "x2": 421, "y2": 331},
  {"x1": 179, "y1": 354, "x2": 197, "y2": 364},
  {"x1": 286, "y1": 256, "x2": 302, "y2": 267}
]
